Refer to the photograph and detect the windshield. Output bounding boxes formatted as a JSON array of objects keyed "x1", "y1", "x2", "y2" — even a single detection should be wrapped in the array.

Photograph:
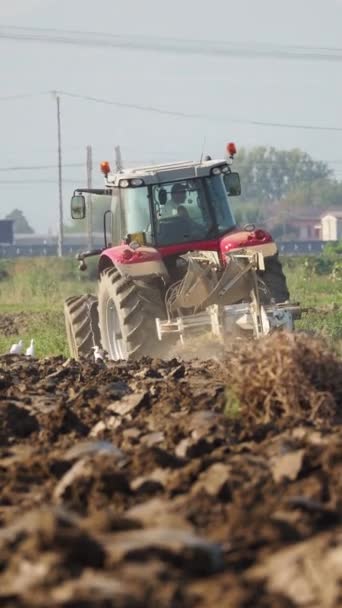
[
  {"x1": 109, "y1": 175, "x2": 236, "y2": 247},
  {"x1": 152, "y1": 178, "x2": 214, "y2": 246},
  {"x1": 205, "y1": 175, "x2": 236, "y2": 234}
]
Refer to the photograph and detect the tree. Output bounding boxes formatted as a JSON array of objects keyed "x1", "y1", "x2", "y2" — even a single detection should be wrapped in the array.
[
  {"x1": 5, "y1": 209, "x2": 34, "y2": 234},
  {"x1": 284, "y1": 178, "x2": 342, "y2": 210},
  {"x1": 234, "y1": 147, "x2": 331, "y2": 203},
  {"x1": 231, "y1": 200, "x2": 265, "y2": 226}
]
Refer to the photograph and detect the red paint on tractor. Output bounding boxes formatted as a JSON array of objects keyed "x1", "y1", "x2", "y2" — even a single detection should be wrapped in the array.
[
  {"x1": 100, "y1": 229, "x2": 274, "y2": 268},
  {"x1": 219, "y1": 229, "x2": 273, "y2": 255},
  {"x1": 158, "y1": 229, "x2": 273, "y2": 260},
  {"x1": 158, "y1": 238, "x2": 220, "y2": 258},
  {"x1": 100, "y1": 245, "x2": 162, "y2": 266}
]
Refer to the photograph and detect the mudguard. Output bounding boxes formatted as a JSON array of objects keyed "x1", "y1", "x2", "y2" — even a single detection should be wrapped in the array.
[
  {"x1": 219, "y1": 228, "x2": 277, "y2": 262},
  {"x1": 98, "y1": 245, "x2": 169, "y2": 280}
]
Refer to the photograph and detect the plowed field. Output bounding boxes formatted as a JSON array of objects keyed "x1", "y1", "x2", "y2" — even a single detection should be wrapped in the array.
[{"x1": 0, "y1": 332, "x2": 341, "y2": 607}]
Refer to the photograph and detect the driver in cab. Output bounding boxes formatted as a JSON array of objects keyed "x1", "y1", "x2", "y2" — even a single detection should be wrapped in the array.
[
  {"x1": 162, "y1": 182, "x2": 189, "y2": 218},
  {"x1": 157, "y1": 183, "x2": 206, "y2": 241}
]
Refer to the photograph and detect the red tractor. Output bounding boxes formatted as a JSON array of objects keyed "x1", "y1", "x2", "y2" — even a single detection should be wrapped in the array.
[{"x1": 65, "y1": 143, "x2": 295, "y2": 360}]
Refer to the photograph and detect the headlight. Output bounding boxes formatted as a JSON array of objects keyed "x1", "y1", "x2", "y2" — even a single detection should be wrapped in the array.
[
  {"x1": 119, "y1": 179, "x2": 130, "y2": 188},
  {"x1": 211, "y1": 167, "x2": 221, "y2": 175},
  {"x1": 119, "y1": 178, "x2": 145, "y2": 187},
  {"x1": 131, "y1": 178, "x2": 144, "y2": 186}
]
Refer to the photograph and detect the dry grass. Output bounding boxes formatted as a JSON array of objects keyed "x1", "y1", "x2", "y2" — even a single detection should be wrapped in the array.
[{"x1": 223, "y1": 331, "x2": 342, "y2": 424}]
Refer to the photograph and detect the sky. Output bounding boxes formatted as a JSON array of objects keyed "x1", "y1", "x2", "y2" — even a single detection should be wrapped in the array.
[{"x1": 1, "y1": 0, "x2": 342, "y2": 232}]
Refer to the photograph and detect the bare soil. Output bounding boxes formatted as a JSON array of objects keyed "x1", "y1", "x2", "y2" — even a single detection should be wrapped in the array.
[
  {"x1": 0, "y1": 332, "x2": 341, "y2": 607},
  {"x1": 0, "y1": 312, "x2": 51, "y2": 337}
]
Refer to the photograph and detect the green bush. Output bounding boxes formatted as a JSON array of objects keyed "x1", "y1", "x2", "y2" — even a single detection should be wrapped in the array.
[
  {"x1": 303, "y1": 257, "x2": 334, "y2": 276},
  {"x1": 323, "y1": 240, "x2": 342, "y2": 256}
]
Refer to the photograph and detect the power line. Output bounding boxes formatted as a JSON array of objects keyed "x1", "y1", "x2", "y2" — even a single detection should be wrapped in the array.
[
  {"x1": 0, "y1": 178, "x2": 78, "y2": 184},
  {"x1": 0, "y1": 157, "x2": 180, "y2": 172},
  {"x1": 1, "y1": 85, "x2": 342, "y2": 133},
  {"x1": 1, "y1": 170, "x2": 342, "y2": 185},
  {"x1": 59, "y1": 90, "x2": 198, "y2": 119},
  {"x1": 0, "y1": 91, "x2": 48, "y2": 101},
  {"x1": 3, "y1": 158, "x2": 190, "y2": 172},
  {"x1": 3, "y1": 24, "x2": 342, "y2": 52},
  {"x1": 1, "y1": 25, "x2": 342, "y2": 63},
  {"x1": 245, "y1": 119, "x2": 342, "y2": 132},
  {"x1": 58, "y1": 90, "x2": 342, "y2": 132},
  {"x1": 1, "y1": 158, "x2": 342, "y2": 174},
  {"x1": 0, "y1": 162, "x2": 84, "y2": 172}
]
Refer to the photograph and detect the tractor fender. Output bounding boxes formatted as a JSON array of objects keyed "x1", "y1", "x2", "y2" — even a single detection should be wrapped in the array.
[
  {"x1": 98, "y1": 245, "x2": 169, "y2": 280},
  {"x1": 219, "y1": 229, "x2": 277, "y2": 263}
]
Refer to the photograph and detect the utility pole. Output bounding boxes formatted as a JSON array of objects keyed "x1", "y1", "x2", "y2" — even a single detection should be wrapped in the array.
[
  {"x1": 53, "y1": 92, "x2": 64, "y2": 257},
  {"x1": 115, "y1": 145, "x2": 123, "y2": 172},
  {"x1": 86, "y1": 145, "x2": 93, "y2": 249}
]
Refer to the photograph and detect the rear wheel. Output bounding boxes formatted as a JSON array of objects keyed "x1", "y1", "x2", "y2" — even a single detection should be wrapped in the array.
[
  {"x1": 98, "y1": 267, "x2": 166, "y2": 361},
  {"x1": 64, "y1": 295, "x2": 100, "y2": 359},
  {"x1": 258, "y1": 253, "x2": 290, "y2": 303}
]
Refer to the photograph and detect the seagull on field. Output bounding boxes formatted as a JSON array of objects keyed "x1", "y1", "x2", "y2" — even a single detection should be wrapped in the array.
[
  {"x1": 25, "y1": 339, "x2": 35, "y2": 357},
  {"x1": 92, "y1": 345, "x2": 105, "y2": 362},
  {"x1": 9, "y1": 339, "x2": 23, "y2": 355}
]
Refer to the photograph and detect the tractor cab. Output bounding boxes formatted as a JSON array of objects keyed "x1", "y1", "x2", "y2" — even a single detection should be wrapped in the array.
[
  {"x1": 71, "y1": 145, "x2": 241, "y2": 258},
  {"x1": 111, "y1": 170, "x2": 240, "y2": 251}
]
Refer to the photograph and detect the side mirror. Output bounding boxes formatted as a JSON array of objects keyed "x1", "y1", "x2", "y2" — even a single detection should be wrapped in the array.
[
  {"x1": 71, "y1": 194, "x2": 86, "y2": 219},
  {"x1": 223, "y1": 172, "x2": 241, "y2": 197}
]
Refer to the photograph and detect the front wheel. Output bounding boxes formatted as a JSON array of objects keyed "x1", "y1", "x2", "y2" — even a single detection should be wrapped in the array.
[
  {"x1": 64, "y1": 294, "x2": 101, "y2": 359},
  {"x1": 97, "y1": 268, "x2": 166, "y2": 361}
]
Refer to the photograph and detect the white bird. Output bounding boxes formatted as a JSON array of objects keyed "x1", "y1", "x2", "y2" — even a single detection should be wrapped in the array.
[
  {"x1": 92, "y1": 345, "x2": 104, "y2": 362},
  {"x1": 9, "y1": 339, "x2": 23, "y2": 355},
  {"x1": 25, "y1": 339, "x2": 35, "y2": 357}
]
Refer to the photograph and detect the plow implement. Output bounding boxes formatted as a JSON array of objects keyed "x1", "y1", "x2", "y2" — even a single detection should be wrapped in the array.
[{"x1": 156, "y1": 251, "x2": 311, "y2": 345}]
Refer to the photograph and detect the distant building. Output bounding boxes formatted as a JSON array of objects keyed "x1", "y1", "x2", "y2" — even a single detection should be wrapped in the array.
[
  {"x1": 289, "y1": 214, "x2": 322, "y2": 241},
  {"x1": 321, "y1": 211, "x2": 342, "y2": 241},
  {"x1": 0, "y1": 220, "x2": 14, "y2": 244}
]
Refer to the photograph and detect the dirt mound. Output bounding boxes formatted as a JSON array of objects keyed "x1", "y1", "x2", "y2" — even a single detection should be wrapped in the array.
[
  {"x1": 0, "y1": 312, "x2": 51, "y2": 337},
  {"x1": 224, "y1": 331, "x2": 342, "y2": 425},
  {"x1": 0, "y1": 335, "x2": 341, "y2": 607}
]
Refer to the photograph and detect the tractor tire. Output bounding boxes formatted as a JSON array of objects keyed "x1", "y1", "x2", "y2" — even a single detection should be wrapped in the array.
[
  {"x1": 64, "y1": 294, "x2": 101, "y2": 359},
  {"x1": 258, "y1": 253, "x2": 290, "y2": 304},
  {"x1": 97, "y1": 267, "x2": 166, "y2": 361}
]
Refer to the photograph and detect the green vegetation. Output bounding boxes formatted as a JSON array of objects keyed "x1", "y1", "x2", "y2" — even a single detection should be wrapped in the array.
[
  {"x1": 1, "y1": 312, "x2": 69, "y2": 358},
  {"x1": 0, "y1": 258, "x2": 94, "y2": 309},
  {"x1": 0, "y1": 254, "x2": 341, "y2": 358},
  {"x1": 0, "y1": 258, "x2": 94, "y2": 357},
  {"x1": 235, "y1": 146, "x2": 331, "y2": 204},
  {"x1": 231, "y1": 146, "x2": 342, "y2": 231},
  {"x1": 284, "y1": 248, "x2": 342, "y2": 345}
]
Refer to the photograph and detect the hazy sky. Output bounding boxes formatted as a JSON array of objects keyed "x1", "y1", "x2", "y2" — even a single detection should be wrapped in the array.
[{"x1": 1, "y1": 0, "x2": 342, "y2": 232}]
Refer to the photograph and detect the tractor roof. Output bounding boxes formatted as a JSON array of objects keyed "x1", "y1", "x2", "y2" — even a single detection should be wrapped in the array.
[{"x1": 104, "y1": 158, "x2": 230, "y2": 187}]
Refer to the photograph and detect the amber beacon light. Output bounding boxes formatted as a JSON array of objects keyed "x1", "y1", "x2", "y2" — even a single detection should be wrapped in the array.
[
  {"x1": 100, "y1": 161, "x2": 111, "y2": 176},
  {"x1": 226, "y1": 142, "x2": 237, "y2": 158}
]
